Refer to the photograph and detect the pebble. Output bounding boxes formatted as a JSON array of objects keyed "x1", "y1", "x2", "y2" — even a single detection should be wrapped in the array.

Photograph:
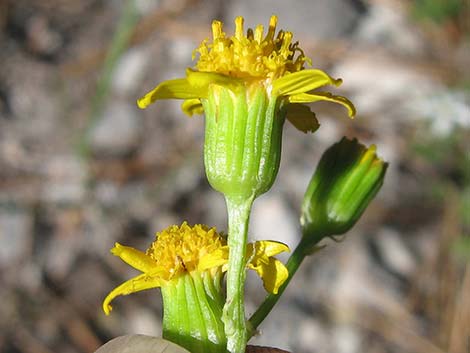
[
  {"x1": 0, "y1": 207, "x2": 32, "y2": 267},
  {"x1": 296, "y1": 319, "x2": 331, "y2": 353},
  {"x1": 112, "y1": 48, "x2": 150, "y2": 96},
  {"x1": 201, "y1": 191, "x2": 227, "y2": 231},
  {"x1": 407, "y1": 88, "x2": 470, "y2": 137},
  {"x1": 26, "y1": 15, "x2": 63, "y2": 57},
  {"x1": 332, "y1": 52, "x2": 438, "y2": 116},
  {"x1": 374, "y1": 227, "x2": 417, "y2": 278},
  {"x1": 250, "y1": 193, "x2": 299, "y2": 258},
  {"x1": 40, "y1": 155, "x2": 87, "y2": 205},
  {"x1": 44, "y1": 215, "x2": 84, "y2": 280},
  {"x1": 225, "y1": 0, "x2": 364, "y2": 40},
  {"x1": 124, "y1": 308, "x2": 162, "y2": 336},
  {"x1": 354, "y1": 2, "x2": 426, "y2": 55},
  {"x1": 165, "y1": 38, "x2": 197, "y2": 67},
  {"x1": 89, "y1": 101, "x2": 142, "y2": 157},
  {"x1": 135, "y1": 0, "x2": 161, "y2": 16},
  {"x1": 94, "y1": 181, "x2": 121, "y2": 208},
  {"x1": 324, "y1": 237, "x2": 408, "y2": 322},
  {"x1": 331, "y1": 325, "x2": 361, "y2": 353},
  {"x1": 249, "y1": 302, "x2": 300, "y2": 352}
]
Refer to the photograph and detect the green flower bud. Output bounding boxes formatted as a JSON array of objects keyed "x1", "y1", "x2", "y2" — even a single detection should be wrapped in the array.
[{"x1": 300, "y1": 137, "x2": 388, "y2": 244}]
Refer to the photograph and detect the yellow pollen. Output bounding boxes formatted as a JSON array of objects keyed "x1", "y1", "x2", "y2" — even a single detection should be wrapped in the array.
[
  {"x1": 194, "y1": 15, "x2": 311, "y2": 80},
  {"x1": 146, "y1": 222, "x2": 226, "y2": 279}
]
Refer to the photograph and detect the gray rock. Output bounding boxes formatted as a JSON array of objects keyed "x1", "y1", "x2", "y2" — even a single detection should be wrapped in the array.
[
  {"x1": 331, "y1": 325, "x2": 361, "y2": 353},
  {"x1": 165, "y1": 38, "x2": 197, "y2": 67},
  {"x1": 249, "y1": 301, "x2": 300, "y2": 352},
  {"x1": 355, "y1": 2, "x2": 426, "y2": 55},
  {"x1": 225, "y1": 0, "x2": 363, "y2": 40},
  {"x1": 82, "y1": 206, "x2": 123, "y2": 255},
  {"x1": 124, "y1": 308, "x2": 163, "y2": 337},
  {"x1": 94, "y1": 181, "x2": 121, "y2": 208},
  {"x1": 89, "y1": 102, "x2": 142, "y2": 157},
  {"x1": 26, "y1": 15, "x2": 63, "y2": 57},
  {"x1": 374, "y1": 228, "x2": 417, "y2": 278},
  {"x1": 296, "y1": 319, "x2": 332, "y2": 353},
  {"x1": 250, "y1": 194, "x2": 299, "y2": 259},
  {"x1": 149, "y1": 211, "x2": 181, "y2": 236},
  {"x1": 40, "y1": 155, "x2": 87, "y2": 205},
  {"x1": 8, "y1": 62, "x2": 61, "y2": 141},
  {"x1": 112, "y1": 48, "x2": 150, "y2": 96},
  {"x1": 321, "y1": 237, "x2": 408, "y2": 321},
  {"x1": 0, "y1": 207, "x2": 32, "y2": 267},
  {"x1": 44, "y1": 224, "x2": 83, "y2": 280},
  {"x1": 135, "y1": 0, "x2": 162, "y2": 16},
  {"x1": 332, "y1": 52, "x2": 438, "y2": 116},
  {"x1": 406, "y1": 88, "x2": 470, "y2": 137},
  {"x1": 17, "y1": 262, "x2": 42, "y2": 292},
  {"x1": 202, "y1": 191, "x2": 227, "y2": 231}
]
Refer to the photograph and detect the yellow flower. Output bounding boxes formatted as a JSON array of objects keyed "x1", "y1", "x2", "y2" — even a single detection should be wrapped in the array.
[
  {"x1": 132, "y1": 18, "x2": 355, "y2": 351},
  {"x1": 102, "y1": 222, "x2": 289, "y2": 315},
  {"x1": 137, "y1": 15, "x2": 355, "y2": 133}
]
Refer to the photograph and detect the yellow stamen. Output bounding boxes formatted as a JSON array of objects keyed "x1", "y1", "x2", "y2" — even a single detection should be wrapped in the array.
[
  {"x1": 266, "y1": 15, "x2": 277, "y2": 40},
  {"x1": 194, "y1": 15, "x2": 310, "y2": 80},
  {"x1": 212, "y1": 21, "x2": 223, "y2": 40},
  {"x1": 235, "y1": 16, "x2": 244, "y2": 39},
  {"x1": 254, "y1": 25, "x2": 264, "y2": 43},
  {"x1": 146, "y1": 222, "x2": 225, "y2": 278}
]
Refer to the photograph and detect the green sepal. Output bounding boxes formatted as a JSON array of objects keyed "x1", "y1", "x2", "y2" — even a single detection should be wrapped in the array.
[
  {"x1": 202, "y1": 83, "x2": 286, "y2": 202},
  {"x1": 161, "y1": 272, "x2": 227, "y2": 353}
]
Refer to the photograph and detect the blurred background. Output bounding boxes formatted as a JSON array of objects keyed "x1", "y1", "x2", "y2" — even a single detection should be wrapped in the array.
[{"x1": 0, "y1": 0, "x2": 469, "y2": 352}]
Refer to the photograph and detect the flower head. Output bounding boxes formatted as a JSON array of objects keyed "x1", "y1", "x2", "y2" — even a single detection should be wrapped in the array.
[
  {"x1": 102, "y1": 222, "x2": 289, "y2": 315},
  {"x1": 137, "y1": 15, "x2": 355, "y2": 132},
  {"x1": 136, "y1": 16, "x2": 356, "y2": 203}
]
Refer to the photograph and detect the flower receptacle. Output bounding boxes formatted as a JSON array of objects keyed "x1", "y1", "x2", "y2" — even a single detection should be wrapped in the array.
[
  {"x1": 203, "y1": 83, "x2": 286, "y2": 202},
  {"x1": 161, "y1": 271, "x2": 227, "y2": 353}
]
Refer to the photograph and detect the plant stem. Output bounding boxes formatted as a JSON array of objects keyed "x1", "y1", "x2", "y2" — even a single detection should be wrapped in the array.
[
  {"x1": 248, "y1": 231, "x2": 324, "y2": 334},
  {"x1": 223, "y1": 196, "x2": 254, "y2": 353}
]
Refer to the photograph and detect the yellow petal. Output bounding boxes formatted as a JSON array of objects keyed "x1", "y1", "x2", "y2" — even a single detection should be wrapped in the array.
[
  {"x1": 288, "y1": 92, "x2": 356, "y2": 118},
  {"x1": 199, "y1": 240, "x2": 290, "y2": 294},
  {"x1": 249, "y1": 240, "x2": 290, "y2": 259},
  {"x1": 111, "y1": 243, "x2": 156, "y2": 273},
  {"x1": 198, "y1": 247, "x2": 229, "y2": 271},
  {"x1": 285, "y1": 103, "x2": 320, "y2": 133},
  {"x1": 137, "y1": 78, "x2": 207, "y2": 109},
  {"x1": 181, "y1": 99, "x2": 204, "y2": 117},
  {"x1": 272, "y1": 69, "x2": 342, "y2": 97},
  {"x1": 248, "y1": 257, "x2": 289, "y2": 294},
  {"x1": 186, "y1": 69, "x2": 241, "y2": 90},
  {"x1": 102, "y1": 273, "x2": 162, "y2": 315}
]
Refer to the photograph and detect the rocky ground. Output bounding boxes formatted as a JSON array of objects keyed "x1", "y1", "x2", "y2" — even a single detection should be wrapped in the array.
[{"x1": 0, "y1": 0, "x2": 469, "y2": 352}]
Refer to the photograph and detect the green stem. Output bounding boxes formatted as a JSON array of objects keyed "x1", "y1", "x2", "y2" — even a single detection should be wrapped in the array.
[
  {"x1": 248, "y1": 231, "x2": 324, "y2": 334},
  {"x1": 223, "y1": 196, "x2": 254, "y2": 353}
]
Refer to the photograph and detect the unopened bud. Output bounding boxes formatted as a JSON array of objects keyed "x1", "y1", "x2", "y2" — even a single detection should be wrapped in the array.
[{"x1": 301, "y1": 137, "x2": 388, "y2": 244}]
